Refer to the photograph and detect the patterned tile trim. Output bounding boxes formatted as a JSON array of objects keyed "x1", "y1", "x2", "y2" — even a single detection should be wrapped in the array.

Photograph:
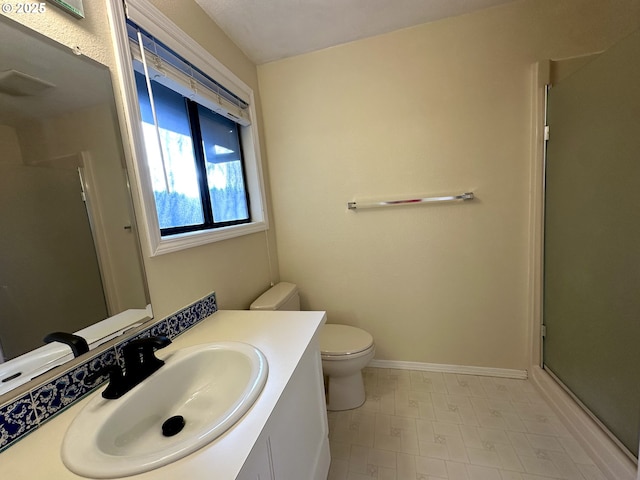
[
  {"x1": 0, "y1": 291, "x2": 217, "y2": 453},
  {"x1": 0, "y1": 393, "x2": 38, "y2": 450}
]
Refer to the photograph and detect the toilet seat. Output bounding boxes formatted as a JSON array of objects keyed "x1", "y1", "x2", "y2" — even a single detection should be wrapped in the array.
[{"x1": 320, "y1": 324, "x2": 374, "y2": 358}]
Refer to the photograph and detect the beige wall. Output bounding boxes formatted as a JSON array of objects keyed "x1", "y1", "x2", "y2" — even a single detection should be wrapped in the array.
[
  {"x1": 257, "y1": 0, "x2": 640, "y2": 370},
  {"x1": 1, "y1": 2, "x2": 113, "y2": 68},
  {"x1": 1, "y1": 1, "x2": 278, "y2": 320},
  {"x1": 0, "y1": 126, "x2": 21, "y2": 164}
]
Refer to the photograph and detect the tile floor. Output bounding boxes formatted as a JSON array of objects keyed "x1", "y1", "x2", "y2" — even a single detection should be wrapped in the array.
[{"x1": 327, "y1": 367, "x2": 609, "y2": 480}]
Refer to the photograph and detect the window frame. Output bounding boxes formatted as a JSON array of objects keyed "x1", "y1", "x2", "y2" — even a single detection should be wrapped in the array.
[
  {"x1": 106, "y1": 0, "x2": 269, "y2": 256},
  {"x1": 136, "y1": 77, "x2": 252, "y2": 235}
]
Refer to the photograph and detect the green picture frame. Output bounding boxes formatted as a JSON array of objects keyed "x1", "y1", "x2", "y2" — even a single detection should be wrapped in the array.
[{"x1": 47, "y1": 0, "x2": 84, "y2": 19}]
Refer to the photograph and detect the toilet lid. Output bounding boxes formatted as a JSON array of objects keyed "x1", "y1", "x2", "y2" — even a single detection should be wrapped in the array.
[{"x1": 320, "y1": 324, "x2": 373, "y2": 356}]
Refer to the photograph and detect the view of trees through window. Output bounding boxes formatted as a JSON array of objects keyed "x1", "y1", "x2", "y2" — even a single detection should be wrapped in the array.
[{"x1": 135, "y1": 71, "x2": 249, "y2": 234}]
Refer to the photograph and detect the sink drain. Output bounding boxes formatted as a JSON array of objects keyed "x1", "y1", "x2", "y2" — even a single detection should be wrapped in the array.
[{"x1": 162, "y1": 415, "x2": 186, "y2": 437}]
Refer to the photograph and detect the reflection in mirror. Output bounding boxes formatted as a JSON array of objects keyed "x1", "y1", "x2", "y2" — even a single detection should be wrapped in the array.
[{"x1": 0, "y1": 16, "x2": 152, "y2": 396}]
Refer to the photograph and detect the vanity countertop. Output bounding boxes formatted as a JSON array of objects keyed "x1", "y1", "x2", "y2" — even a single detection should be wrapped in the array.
[{"x1": 1, "y1": 309, "x2": 327, "y2": 480}]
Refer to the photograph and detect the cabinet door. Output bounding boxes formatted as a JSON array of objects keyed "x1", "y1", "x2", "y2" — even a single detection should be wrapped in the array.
[
  {"x1": 236, "y1": 436, "x2": 274, "y2": 480},
  {"x1": 268, "y1": 340, "x2": 330, "y2": 480}
]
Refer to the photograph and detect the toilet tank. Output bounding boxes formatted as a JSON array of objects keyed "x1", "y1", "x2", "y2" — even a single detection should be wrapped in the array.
[{"x1": 250, "y1": 282, "x2": 300, "y2": 311}]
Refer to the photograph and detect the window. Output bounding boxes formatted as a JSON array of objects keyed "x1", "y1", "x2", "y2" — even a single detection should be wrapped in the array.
[
  {"x1": 134, "y1": 72, "x2": 250, "y2": 235},
  {"x1": 119, "y1": 9, "x2": 268, "y2": 255}
]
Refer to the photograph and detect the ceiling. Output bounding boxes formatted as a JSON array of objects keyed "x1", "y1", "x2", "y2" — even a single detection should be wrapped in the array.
[{"x1": 195, "y1": 0, "x2": 518, "y2": 64}]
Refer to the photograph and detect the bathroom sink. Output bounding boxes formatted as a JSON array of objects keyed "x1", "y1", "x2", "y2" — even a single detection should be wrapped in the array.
[{"x1": 61, "y1": 342, "x2": 268, "y2": 478}]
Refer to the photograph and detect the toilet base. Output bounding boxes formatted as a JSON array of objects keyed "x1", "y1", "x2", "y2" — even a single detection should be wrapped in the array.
[{"x1": 325, "y1": 371, "x2": 366, "y2": 411}]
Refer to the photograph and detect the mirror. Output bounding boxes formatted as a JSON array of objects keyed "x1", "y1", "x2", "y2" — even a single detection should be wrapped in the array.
[{"x1": 0, "y1": 16, "x2": 151, "y2": 395}]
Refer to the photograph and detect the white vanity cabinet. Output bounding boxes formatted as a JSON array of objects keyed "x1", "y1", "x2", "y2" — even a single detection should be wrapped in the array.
[
  {"x1": 238, "y1": 336, "x2": 330, "y2": 480},
  {"x1": 1, "y1": 311, "x2": 330, "y2": 480}
]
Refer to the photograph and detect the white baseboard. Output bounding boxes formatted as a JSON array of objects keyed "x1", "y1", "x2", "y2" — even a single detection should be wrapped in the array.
[
  {"x1": 530, "y1": 366, "x2": 637, "y2": 480},
  {"x1": 368, "y1": 359, "x2": 528, "y2": 379}
]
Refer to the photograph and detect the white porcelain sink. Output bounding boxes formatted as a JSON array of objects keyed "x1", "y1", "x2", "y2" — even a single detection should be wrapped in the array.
[{"x1": 62, "y1": 342, "x2": 268, "y2": 478}]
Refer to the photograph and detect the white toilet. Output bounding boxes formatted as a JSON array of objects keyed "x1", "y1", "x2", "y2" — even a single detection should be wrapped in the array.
[{"x1": 250, "y1": 282, "x2": 375, "y2": 411}]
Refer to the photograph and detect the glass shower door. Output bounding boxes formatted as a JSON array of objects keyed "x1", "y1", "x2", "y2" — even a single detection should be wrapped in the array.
[
  {"x1": 543, "y1": 29, "x2": 640, "y2": 459},
  {"x1": 0, "y1": 164, "x2": 108, "y2": 359}
]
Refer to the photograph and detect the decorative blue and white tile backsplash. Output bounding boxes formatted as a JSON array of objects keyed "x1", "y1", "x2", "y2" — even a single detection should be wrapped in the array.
[{"x1": 0, "y1": 292, "x2": 217, "y2": 452}]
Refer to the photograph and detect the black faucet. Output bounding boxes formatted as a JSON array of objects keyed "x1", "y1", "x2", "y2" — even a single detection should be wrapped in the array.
[
  {"x1": 43, "y1": 332, "x2": 89, "y2": 358},
  {"x1": 102, "y1": 336, "x2": 171, "y2": 399}
]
